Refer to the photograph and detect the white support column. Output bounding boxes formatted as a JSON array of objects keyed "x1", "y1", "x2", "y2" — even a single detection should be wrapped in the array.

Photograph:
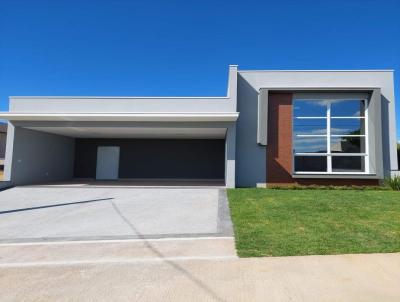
[
  {"x1": 3, "y1": 122, "x2": 15, "y2": 182},
  {"x1": 327, "y1": 102, "x2": 332, "y2": 173},
  {"x1": 225, "y1": 123, "x2": 236, "y2": 188},
  {"x1": 257, "y1": 89, "x2": 268, "y2": 145},
  {"x1": 227, "y1": 65, "x2": 238, "y2": 110}
]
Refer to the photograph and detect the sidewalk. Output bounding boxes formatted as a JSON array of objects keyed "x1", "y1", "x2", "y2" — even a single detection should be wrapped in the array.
[{"x1": 0, "y1": 240, "x2": 398, "y2": 302}]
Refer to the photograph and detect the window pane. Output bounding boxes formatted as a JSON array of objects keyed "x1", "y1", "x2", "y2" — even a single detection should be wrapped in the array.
[
  {"x1": 295, "y1": 156, "x2": 327, "y2": 172},
  {"x1": 294, "y1": 118, "x2": 327, "y2": 135},
  {"x1": 332, "y1": 156, "x2": 365, "y2": 172},
  {"x1": 294, "y1": 137, "x2": 327, "y2": 153},
  {"x1": 331, "y1": 137, "x2": 365, "y2": 153},
  {"x1": 331, "y1": 100, "x2": 365, "y2": 117},
  {"x1": 331, "y1": 119, "x2": 365, "y2": 135},
  {"x1": 293, "y1": 100, "x2": 327, "y2": 117}
]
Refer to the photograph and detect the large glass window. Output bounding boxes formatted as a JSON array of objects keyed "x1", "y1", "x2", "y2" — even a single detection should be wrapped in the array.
[{"x1": 293, "y1": 99, "x2": 368, "y2": 174}]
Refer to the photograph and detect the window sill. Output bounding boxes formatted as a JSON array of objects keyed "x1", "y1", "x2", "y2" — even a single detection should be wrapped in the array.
[{"x1": 292, "y1": 173, "x2": 379, "y2": 179}]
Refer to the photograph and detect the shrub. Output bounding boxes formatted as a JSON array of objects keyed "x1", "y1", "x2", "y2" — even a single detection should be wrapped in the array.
[
  {"x1": 266, "y1": 184, "x2": 390, "y2": 191},
  {"x1": 385, "y1": 175, "x2": 400, "y2": 191}
]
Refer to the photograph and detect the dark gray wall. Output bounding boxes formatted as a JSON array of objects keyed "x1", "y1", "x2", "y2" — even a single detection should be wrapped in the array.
[
  {"x1": 0, "y1": 123, "x2": 7, "y2": 159},
  {"x1": 74, "y1": 138, "x2": 225, "y2": 180},
  {"x1": 0, "y1": 133, "x2": 6, "y2": 159},
  {"x1": 8, "y1": 127, "x2": 75, "y2": 185}
]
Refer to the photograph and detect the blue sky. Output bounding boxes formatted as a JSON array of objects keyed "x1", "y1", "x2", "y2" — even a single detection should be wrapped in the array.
[{"x1": 0, "y1": 0, "x2": 399, "y2": 139}]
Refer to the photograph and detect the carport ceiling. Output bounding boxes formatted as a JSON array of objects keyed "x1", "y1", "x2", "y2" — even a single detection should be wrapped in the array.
[{"x1": 24, "y1": 126, "x2": 227, "y2": 139}]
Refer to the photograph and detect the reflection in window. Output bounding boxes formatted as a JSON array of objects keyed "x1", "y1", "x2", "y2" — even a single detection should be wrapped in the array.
[
  {"x1": 293, "y1": 100, "x2": 327, "y2": 117},
  {"x1": 331, "y1": 137, "x2": 365, "y2": 153},
  {"x1": 331, "y1": 100, "x2": 365, "y2": 117},
  {"x1": 331, "y1": 119, "x2": 365, "y2": 136},
  {"x1": 293, "y1": 98, "x2": 368, "y2": 173},
  {"x1": 294, "y1": 137, "x2": 327, "y2": 153},
  {"x1": 293, "y1": 118, "x2": 327, "y2": 136}
]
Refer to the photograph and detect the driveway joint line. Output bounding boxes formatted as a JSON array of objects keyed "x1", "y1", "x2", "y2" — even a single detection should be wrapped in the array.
[
  {"x1": 0, "y1": 236, "x2": 235, "y2": 246},
  {"x1": 0, "y1": 256, "x2": 239, "y2": 268}
]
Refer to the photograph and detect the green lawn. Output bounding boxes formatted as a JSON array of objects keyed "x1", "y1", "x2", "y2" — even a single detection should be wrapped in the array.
[{"x1": 227, "y1": 189, "x2": 400, "y2": 257}]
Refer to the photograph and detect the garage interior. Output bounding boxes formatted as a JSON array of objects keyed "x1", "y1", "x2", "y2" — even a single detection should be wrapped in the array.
[{"x1": 8, "y1": 125, "x2": 228, "y2": 186}]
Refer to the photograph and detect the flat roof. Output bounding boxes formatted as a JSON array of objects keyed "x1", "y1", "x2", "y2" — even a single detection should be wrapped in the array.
[
  {"x1": 0, "y1": 112, "x2": 239, "y2": 122},
  {"x1": 239, "y1": 69, "x2": 394, "y2": 72},
  {"x1": 9, "y1": 96, "x2": 229, "y2": 99}
]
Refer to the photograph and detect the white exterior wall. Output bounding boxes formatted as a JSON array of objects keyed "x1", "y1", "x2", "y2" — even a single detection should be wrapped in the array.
[
  {"x1": 9, "y1": 66, "x2": 239, "y2": 114},
  {"x1": 4, "y1": 125, "x2": 75, "y2": 185}
]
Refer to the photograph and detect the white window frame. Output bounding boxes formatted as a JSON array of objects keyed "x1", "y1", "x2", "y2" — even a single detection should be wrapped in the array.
[{"x1": 293, "y1": 99, "x2": 369, "y2": 175}]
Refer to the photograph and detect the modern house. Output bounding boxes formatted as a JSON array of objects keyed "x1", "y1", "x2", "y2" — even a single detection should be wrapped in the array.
[{"x1": 0, "y1": 65, "x2": 397, "y2": 187}]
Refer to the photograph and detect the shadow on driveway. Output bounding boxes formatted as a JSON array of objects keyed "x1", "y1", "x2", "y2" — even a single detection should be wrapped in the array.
[{"x1": 0, "y1": 198, "x2": 114, "y2": 215}]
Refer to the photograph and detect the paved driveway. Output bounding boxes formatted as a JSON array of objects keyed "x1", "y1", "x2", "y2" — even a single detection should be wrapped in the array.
[{"x1": 0, "y1": 185, "x2": 232, "y2": 242}]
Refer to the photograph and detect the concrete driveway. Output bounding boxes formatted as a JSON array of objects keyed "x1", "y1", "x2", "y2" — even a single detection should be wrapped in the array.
[{"x1": 0, "y1": 184, "x2": 233, "y2": 242}]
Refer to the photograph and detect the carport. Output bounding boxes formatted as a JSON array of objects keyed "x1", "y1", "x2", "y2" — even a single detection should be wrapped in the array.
[
  {"x1": 0, "y1": 66, "x2": 239, "y2": 188},
  {"x1": 2, "y1": 113, "x2": 237, "y2": 187}
]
